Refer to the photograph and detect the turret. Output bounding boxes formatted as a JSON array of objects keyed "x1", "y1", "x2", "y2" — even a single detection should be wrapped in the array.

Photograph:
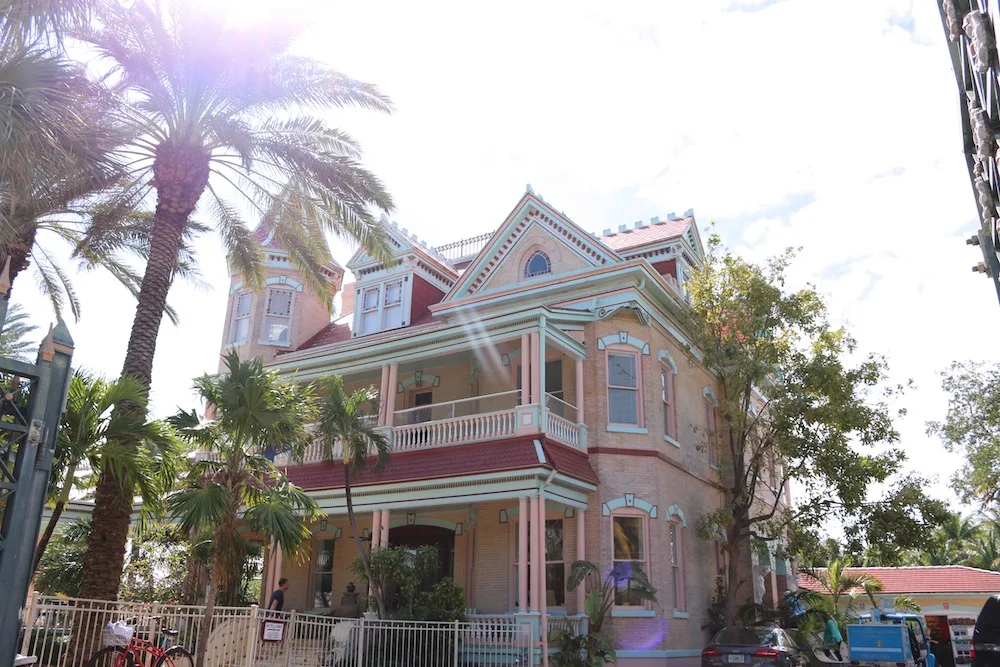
[{"x1": 218, "y1": 225, "x2": 344, "y2": 369}]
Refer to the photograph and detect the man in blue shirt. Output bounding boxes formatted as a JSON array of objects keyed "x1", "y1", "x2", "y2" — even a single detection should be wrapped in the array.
[{"x1": 269, "y1": 578, "x2": 289, "y2": 612}]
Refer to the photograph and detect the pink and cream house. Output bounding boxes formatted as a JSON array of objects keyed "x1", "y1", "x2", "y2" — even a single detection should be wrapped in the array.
[{"x1": 222, "y1": 189, "x2": 791, "y2": 666}]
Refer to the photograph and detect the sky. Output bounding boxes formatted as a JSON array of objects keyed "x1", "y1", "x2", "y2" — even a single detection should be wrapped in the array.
[{"x1": 12, "y1": 0, "x2": 1000, "y2": 508}]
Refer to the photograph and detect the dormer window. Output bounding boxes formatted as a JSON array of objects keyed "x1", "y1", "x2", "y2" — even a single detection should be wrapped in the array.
[
  {"x1": 355, "y1": 275, "x2": 412, "y2": 336},
  {"x1": 262, "y1": 288, "x2": 293, "y2": 345},
  {"x1": 524, "y1": 251, "x2": 551, "y2": 278},
  {"x1": 229, "y1": 292, "x2": 252, "y2": 345}
]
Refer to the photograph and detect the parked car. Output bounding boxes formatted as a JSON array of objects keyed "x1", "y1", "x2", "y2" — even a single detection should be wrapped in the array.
[
  {"x1": 973, "y1": 595, "x2": 1000, "y2": 667},
  {"x1": 702, "y1": 626, "x2": 807, "y2": 667}
]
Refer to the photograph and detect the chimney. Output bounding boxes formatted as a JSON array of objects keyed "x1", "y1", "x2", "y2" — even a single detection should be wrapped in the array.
[{"x1": 341, "y1": 282, "x2": 356, "y2": 316}]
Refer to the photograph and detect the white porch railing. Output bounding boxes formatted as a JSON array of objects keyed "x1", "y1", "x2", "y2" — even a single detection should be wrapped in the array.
[
  {"x1": 276, "y1": 390, "x2": 588, "y2": 465},
  {"x1": 19, "y1": 595, "x2": 540, "y2": 667}
]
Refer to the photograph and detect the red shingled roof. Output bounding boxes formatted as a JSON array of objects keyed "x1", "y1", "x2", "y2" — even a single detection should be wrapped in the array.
[
  {"x1": 600, "y1": 218, "x2": 691, "y2": 251},
  {"x1": 296, "y1": 321, "x2": 353, "y2": 350},
  {"x1": 282, "y1": 437, "x2": 597, "y2": 491},
  {"x1": 798, "y1": 566, "x2": 1000, "y2": 595}
]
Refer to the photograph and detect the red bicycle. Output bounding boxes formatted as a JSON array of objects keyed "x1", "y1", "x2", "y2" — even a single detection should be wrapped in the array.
[{"x1": 85, "y1": 617, "x2": 194, "y2": 667}]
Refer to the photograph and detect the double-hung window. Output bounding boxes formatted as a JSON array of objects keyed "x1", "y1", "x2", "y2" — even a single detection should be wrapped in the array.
[
  {"x1": 262, "y1": 288, "x2": 293, "y2": 345},
  {"x1": 611, "y1": 513, "x2": 647, "y2": 606},
  {"x1": 382, "y1": 280, "x2": 403, "y2": 329},
  {"x1": 705, "y1": 397, "x2": 718, "y2": 465},
  {"x1": 229, "y1": 293, "x2": 252, "y2": 345},
  {"x1": 360, "y1": 286, "x2": 381, "y2": 334},
  {"x1": 512, "y1": 518, "x2": 565, "y2": 608},
  {"x1": 313, "y1": 538, "x2": 335, "y2": 609},
  {"x1": 670, "y1": 522, "x2": 686, "y2": 611},
  {"x1": 608, "y1": 351, "x2": 640, "y2": 426},
  {"x1": 661, "y1": 366, "x2": 677, "y2": 440}
]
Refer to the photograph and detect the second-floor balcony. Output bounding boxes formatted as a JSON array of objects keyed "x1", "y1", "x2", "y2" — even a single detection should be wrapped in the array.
[{"x1": 278, "y1": 390, "x2": 586, "y2": 465}]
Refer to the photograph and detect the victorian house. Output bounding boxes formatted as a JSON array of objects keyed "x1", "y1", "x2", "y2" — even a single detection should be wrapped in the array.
[{"x1": 221, "y1": 189, "x2": 793, "y2": 666}]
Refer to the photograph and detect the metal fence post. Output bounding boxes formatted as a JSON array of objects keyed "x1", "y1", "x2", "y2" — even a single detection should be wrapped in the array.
[
  {"x1": 283, "y1": 610, "x2": 296, "y2": 667},
  {"x1": 243, "y1": 605, "x2": 259, "y2": 667},
  {"x1": 452, "y1": 619, "x2": 460, "y2": 667},
  {"x1": 355, "y1": 617, "x2": 365, "y2": 667},
  {"x1": 19, "y1": 591, "x2": 36, "y2": 656}
]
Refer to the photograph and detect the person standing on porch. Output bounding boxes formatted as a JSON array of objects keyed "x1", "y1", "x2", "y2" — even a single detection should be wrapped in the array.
[{"x1": 269, "y1": 578, "x2": 289, "y2": 612}]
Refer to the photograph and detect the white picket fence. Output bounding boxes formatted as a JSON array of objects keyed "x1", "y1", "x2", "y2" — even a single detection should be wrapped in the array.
[{"x1": 20, "y1": 596, "x2": 537, "y2": 667}]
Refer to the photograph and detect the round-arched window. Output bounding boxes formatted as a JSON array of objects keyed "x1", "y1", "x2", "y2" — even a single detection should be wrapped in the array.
[{"x1": 524, "y1": 250, "x2": 552, "y2": 278}]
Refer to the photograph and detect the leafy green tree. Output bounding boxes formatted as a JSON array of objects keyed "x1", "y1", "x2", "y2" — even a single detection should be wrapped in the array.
[
  {"x1": 34, "y1": 371, "x2": 180, "y2": 573},
  {"x1": 686, "y1": 237, "x2": 945, "y2": 625},
  {"x1": 168, "y1": 351, "x2": 319, "y2": 667},
  {"x1": 0, "y1": 302, "x2": 37, "y2": 360},
  {"x1": 929, "y1": 361, "x2": 1000, "y2": 505},
  {"x1": 75, "y1": 0, "x2": 395, "y2": 602},
  {"x1": 314, "y1": 375, "x2": 390, "y2": 618}
]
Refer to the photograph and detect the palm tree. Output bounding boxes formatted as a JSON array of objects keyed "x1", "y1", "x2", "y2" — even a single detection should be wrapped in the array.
[
  {"x1": 314, "y1": 375, "x2": 390, "y2": 618},
  {"x1": 964, "y1": 526, "x2": 1000, "y2": 570},
  {"x1": 33, "y1": 372, "x2": 180, "y2": 573},
  {"x1": 0, "y1": 303, "x2": 37, "y2": 360},
  {"x1": 168, "y1": 351, "x2": 319, "y2": 667},
  {"x1": 75, "y1": 0, "x2": 395, "y2": 601},
  {"x1": 805, "y1": 558, "x2": 884, "y2": 631}
]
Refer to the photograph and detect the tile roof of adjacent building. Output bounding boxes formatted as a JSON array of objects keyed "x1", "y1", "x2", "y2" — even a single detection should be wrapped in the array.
[
  {"x1": 599, "y1": 217, "x2": 692, "y2": 251},
  {"x1": 281, "y1": 437, "x2": 597, "y2": 491},
  {"x1": 797, "y1": 566, "x2": 1000, "y2": 594}
]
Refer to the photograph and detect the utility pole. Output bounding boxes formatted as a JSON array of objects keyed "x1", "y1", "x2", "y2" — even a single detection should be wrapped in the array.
[{"x1": 0, "y1": 259, "x2": 74, "y2": 665}]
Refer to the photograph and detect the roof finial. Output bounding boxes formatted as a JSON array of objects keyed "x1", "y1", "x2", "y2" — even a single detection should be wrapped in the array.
[
  {"x1": 526, "y1": 184, "x2": 534, "y2": 195},
  {"x1": 39, "y1": 324, "x2": 55, "y2": 362}
]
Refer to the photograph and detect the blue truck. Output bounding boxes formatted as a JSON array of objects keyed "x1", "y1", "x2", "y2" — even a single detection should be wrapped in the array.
[{"x1": 847, "y1": 623, "x2": 916, "y2": 667}]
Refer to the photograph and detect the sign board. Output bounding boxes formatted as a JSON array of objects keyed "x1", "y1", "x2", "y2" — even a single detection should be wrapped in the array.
[{"x1": 261, "y1": 620, "x2": 285, "y2": 642}]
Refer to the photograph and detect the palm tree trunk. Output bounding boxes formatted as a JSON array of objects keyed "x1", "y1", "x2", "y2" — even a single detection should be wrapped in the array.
[
  {"x1": 196, "y1": 557, "x2": 219, "y2": 667},
  {"x1": 3, "y1": 223, "x2": 38, "y2": 296},
  {"x1": 78, "y1": 144, "x2": 210, "y2": 601},
  {"x1": 345, "y1": 466, "x2": 386, "y2": 618},
  {"x1": 32, "y1": 461, "x2": 77, "y2": 572}
]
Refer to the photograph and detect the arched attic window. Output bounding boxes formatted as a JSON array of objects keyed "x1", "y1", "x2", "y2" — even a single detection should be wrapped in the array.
[{"x1": 524, "y1": 250, "x2": 552, "y2": 278}]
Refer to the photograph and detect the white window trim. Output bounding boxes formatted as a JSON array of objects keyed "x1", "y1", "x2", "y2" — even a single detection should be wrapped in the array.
[
  {"x1": 353, "y1": 274, "x2": 413, "y2": 337},
  {"x1": 258, "y1": 287, "x2": 295, "y2": 347},
  {"x1": 229, "y1": 292, "x2": 253, "y2": 346}
]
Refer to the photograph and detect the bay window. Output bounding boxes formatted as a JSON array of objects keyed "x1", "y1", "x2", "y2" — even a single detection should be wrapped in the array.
[
  {"x1": 261, "y1": 288, "x2": 293, "y2": 345},
  {"x1": 229, "y1": 292, "x2": 252, "y2": 345},
  {"x1": 355, "y1": 275, "x2": 411, "y2": 336}
]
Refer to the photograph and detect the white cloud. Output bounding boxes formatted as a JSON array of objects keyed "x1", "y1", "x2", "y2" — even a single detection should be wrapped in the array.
[{"x1": 10, "y1": 0, "x2": 994, "y2": 509}]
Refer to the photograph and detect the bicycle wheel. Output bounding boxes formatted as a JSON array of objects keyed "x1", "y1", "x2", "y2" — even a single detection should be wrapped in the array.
[
  {"x1": 154, "y1": 646, "x2": 194, "y2": 667},
  {"x1": 86, "y1": 646, "x2": 136, "y2": 667}
]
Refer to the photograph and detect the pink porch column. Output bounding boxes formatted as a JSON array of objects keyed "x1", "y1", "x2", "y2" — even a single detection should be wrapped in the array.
[
  {"x1": 381, "y1": 509, "x2": 391, "y2": 548},
  {"x1": 518, "y1": 497, "x2": 529, "y2": 612},
  {"x1": 529, "y1": 494, "x2": 541, "y2": 611},
  {"x1": 538, "y1": 492, "x2": 549, "y2": 667},
  {"x1": 529, "y1": 332, "x2": 541, "y2": 404},
  {"x1": 378, "y1": 365, "x2": 390, "y2": 425},
  {"x1": 371, "y1": 510, "x2": 382, "y2": 550},
  {"x1": 386, "y1": 363, "x2": 399, "y2": 424},
  {"x1": 465, "y1": 523, "x2": 476, "y2": 610},
  {"x1": 520, "y1": 334, "x2": 530, "y2": 406},
  {"x1": 576, "y1": 509, "x2": 586, "y2": 613},
  {"x1": 575, "y1": 359, "x2": 584, "y2": 422}
]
